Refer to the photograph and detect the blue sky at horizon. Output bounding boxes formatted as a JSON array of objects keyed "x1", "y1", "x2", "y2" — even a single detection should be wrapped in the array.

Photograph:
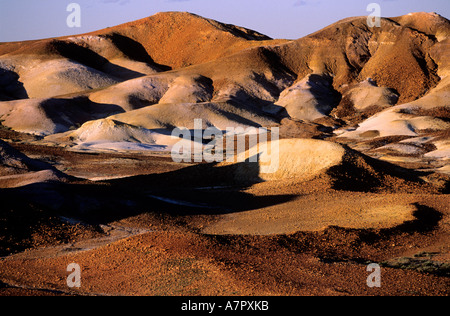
[{"x1": 0, "y1": 0, "x2": 449, "y2": 42}]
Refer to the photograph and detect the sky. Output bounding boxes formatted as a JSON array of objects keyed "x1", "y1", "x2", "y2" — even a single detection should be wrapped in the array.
[{"x1": 0, "y1": 0, "x2": 449, "y2": 42}]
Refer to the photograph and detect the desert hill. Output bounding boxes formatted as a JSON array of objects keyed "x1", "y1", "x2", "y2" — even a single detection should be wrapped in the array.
[
  {"x1": 0, "y1": 12, "x2": 448, "y2": 176},
  {"x1": 0, "y1": 11, "x2": 448, "y2": 167},
  {"x1": 88, "y1": 11, "x2": 281, "y2": 70},
  {"x1": 0, "y1": 12, "x2": 283, "y2": 100},
  {"x1": 272, "y1": 13, "x2": 449, "y2": 104}
]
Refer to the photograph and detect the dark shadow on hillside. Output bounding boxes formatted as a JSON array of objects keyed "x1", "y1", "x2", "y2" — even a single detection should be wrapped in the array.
[
  {"x1": 260, "y1": 73, "x2": 342, "y2": 121},
  {"x1": 0, "y1": 159, "x2": 296, "y2": 226},
  {"x1": 0, "y1": 68, "x2": 28, "y2": 100},
  {"x1": 443, "y1": 179, "x2": 450, "y2": 194},
  {"x1": 105, "y1": 33, "x2": 172, "y2": 72},
  {"x1": 307, "y1": 74, "x2": 342, "y2": 116},
  {"x1": 391, "y1": 203, "x2": 443, "y2": 233},
  {"x1": 39, "y1": 96, "x2": 125, "y2": 132},
  {"x1": 327, "y1": 147, "x2": 432, "y2": 192},
  {"x1": 348, "y1": 204, "x2": 443, "y2": 247},
  {"x1": 50, "y1": 39, "x2": 169, "y2": 81}
]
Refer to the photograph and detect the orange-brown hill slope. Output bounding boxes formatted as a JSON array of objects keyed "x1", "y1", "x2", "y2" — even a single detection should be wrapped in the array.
[
  {"x1": 271, "y1": 12, "x2": 450, "y2": 104},
  {"x1": 0, "y1": 12, "x2": 449, "y2": 139},
  {"x1": 89, "y1": 11, "x2": 286, "y2": 70},
  {"x1": 0, "y1": 12, "x2": 285, "y2": 100},
  {"x1": 0, "y1": 12, "x2": 284, "y2": 71},
  {"x1": 89, "y1": 12, "x2": 449, "y2": 121},
  {"x1": 83, "y1": 11, "x2": 450, "y2": 113},
  {"x1": 1, "y1": 12, "x2": 448, "y2": 103}
]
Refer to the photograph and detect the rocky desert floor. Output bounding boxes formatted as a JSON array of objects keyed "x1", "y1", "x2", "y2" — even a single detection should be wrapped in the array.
[{"x1": 0, "y1": 128, "x2": 448, "y2": 297}]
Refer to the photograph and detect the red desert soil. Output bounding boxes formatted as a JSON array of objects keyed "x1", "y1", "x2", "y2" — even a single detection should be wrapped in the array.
[
  {"x1": 1, "y1": 217, "x2": 449, "y2": 296},
  {"x1": 0, "y1": 140, "x2": 449, "y2": 296}
]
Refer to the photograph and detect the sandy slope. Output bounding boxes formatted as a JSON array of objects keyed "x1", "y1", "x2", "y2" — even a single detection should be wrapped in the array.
[{"x1": 1, "y1": 11, "x2": 448, "y2": 155}]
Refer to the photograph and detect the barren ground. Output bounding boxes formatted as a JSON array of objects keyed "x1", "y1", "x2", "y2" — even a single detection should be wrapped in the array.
[{"x1": 0, "y1": 130, "x2": 448, "y2": 296}]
